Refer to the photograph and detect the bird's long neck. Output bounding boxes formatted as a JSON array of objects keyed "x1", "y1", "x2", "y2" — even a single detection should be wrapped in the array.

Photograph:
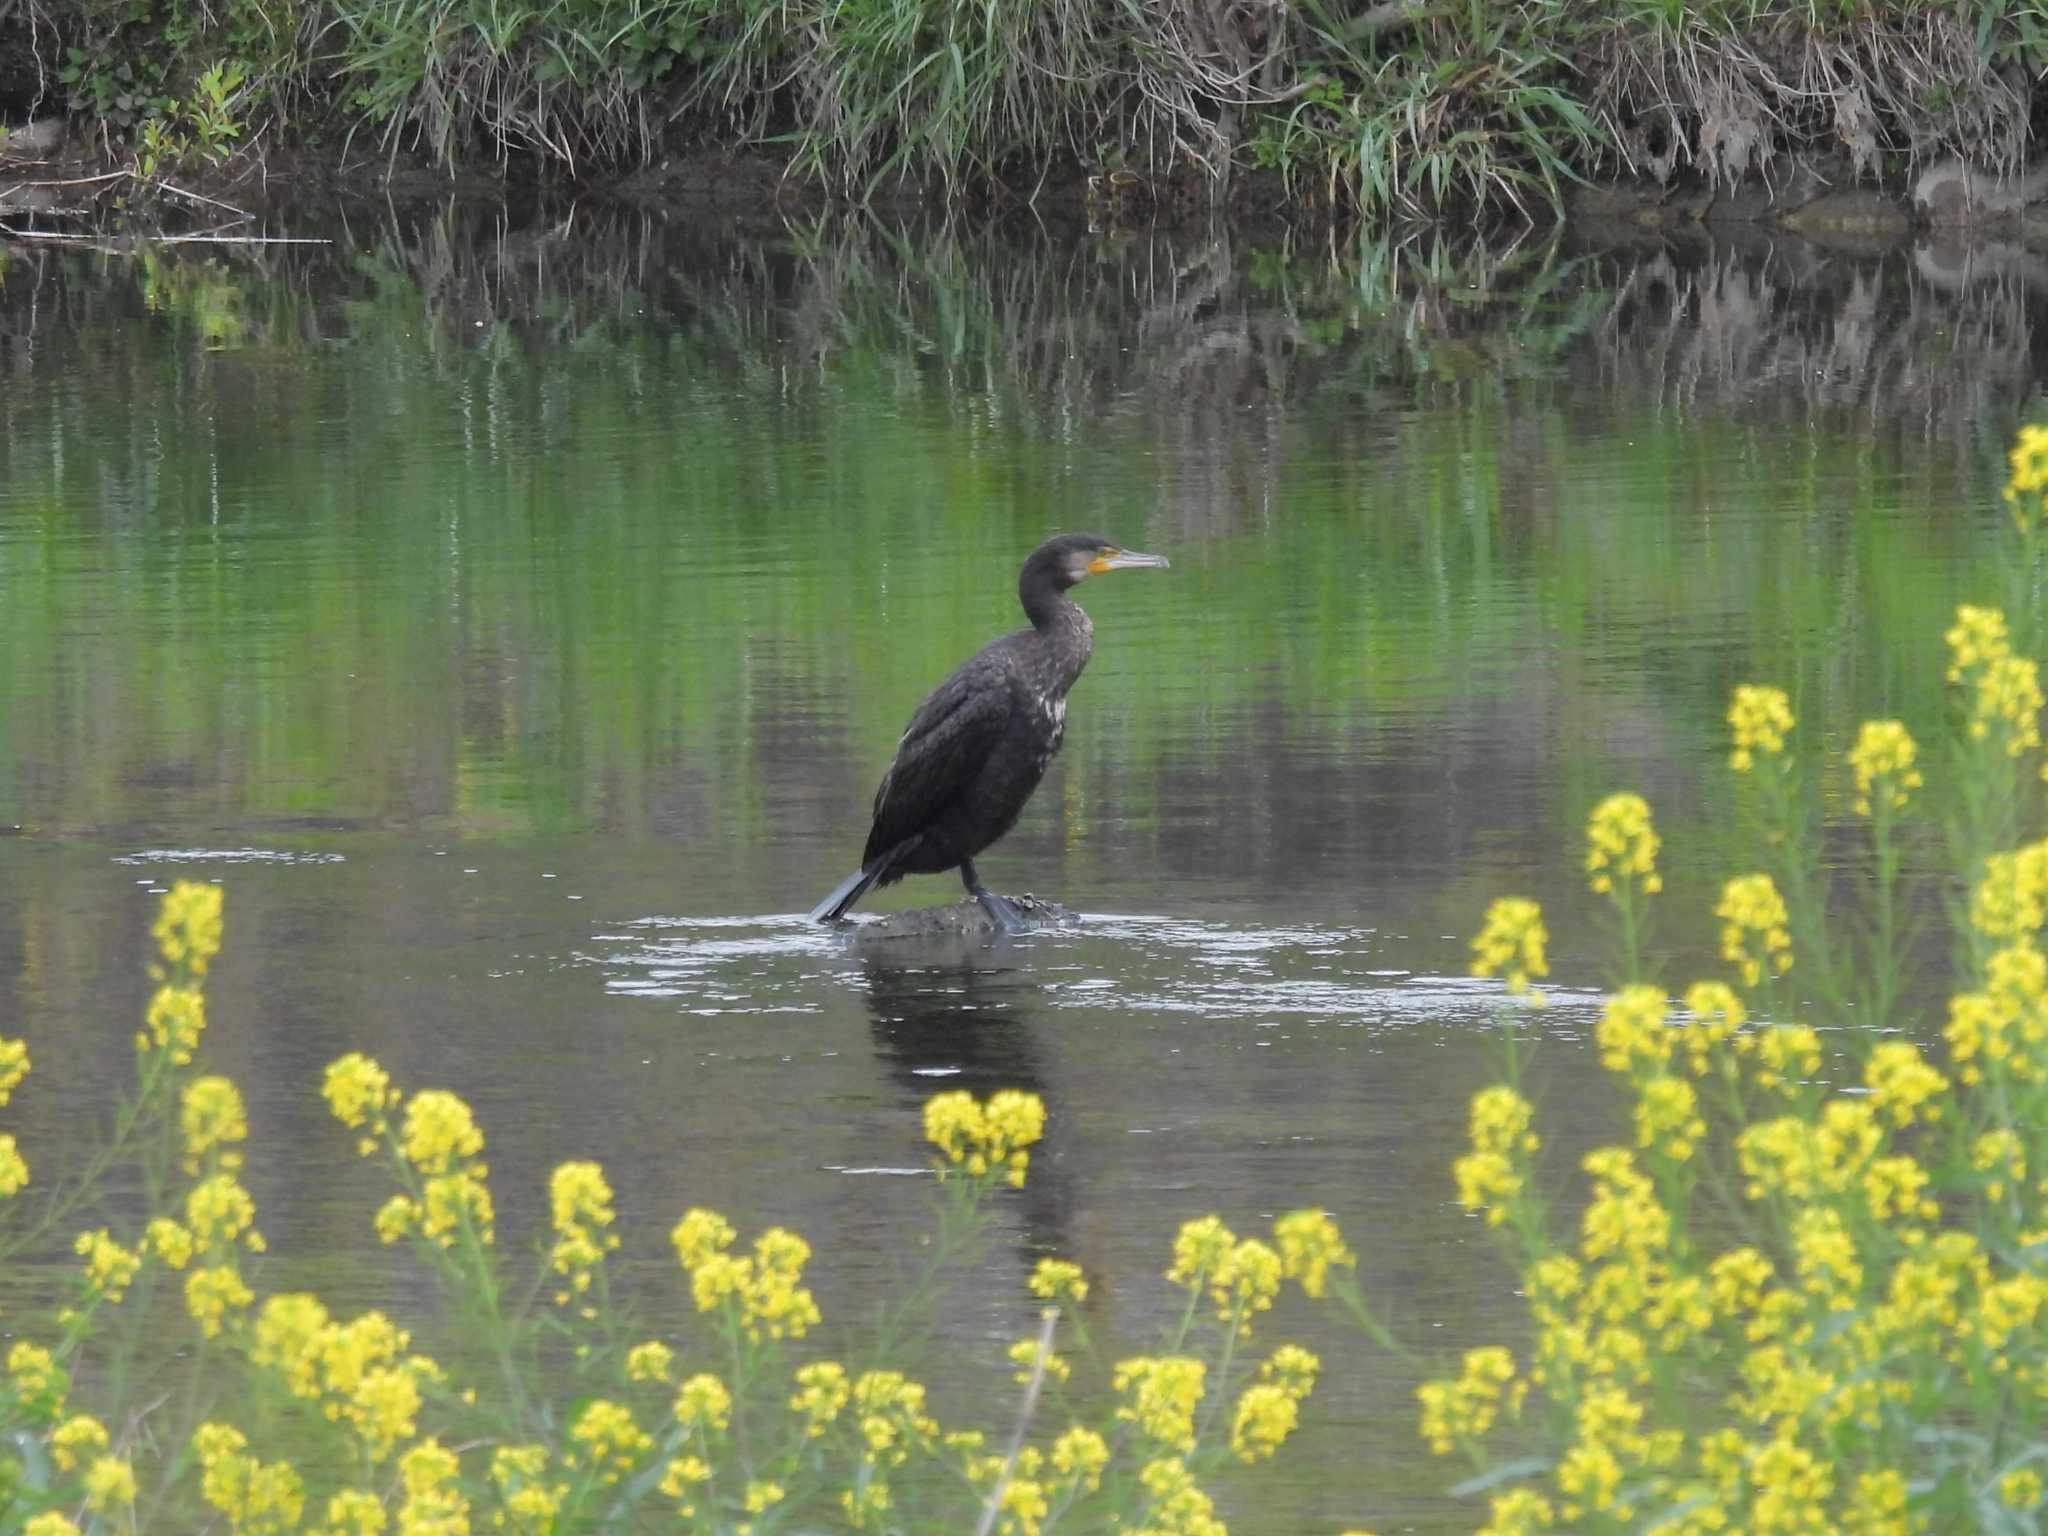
[{"x1": 1021, "y1": 581, "x2": 1094, "y2": 692}]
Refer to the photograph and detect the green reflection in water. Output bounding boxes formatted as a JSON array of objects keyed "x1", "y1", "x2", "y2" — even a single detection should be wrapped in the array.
[{"x1": 0, "y1": 211, "x2": 2031, "y2": 1529}]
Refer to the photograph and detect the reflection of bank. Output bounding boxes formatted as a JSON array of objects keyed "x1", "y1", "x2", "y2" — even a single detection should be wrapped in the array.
[{"x1": 858, "y1": 940, "x2": 1074, "y2": 1273}]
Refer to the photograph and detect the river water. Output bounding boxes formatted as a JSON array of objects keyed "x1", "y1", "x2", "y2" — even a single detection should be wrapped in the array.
[{"x1": 0, "y1": 206, "x2": 2033, "y2": 1528}]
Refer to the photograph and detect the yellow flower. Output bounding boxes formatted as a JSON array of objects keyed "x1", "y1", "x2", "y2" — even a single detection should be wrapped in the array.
[
  {"x1": 1971, "y1": 842, "x2": 2048, "y2": 939},
  {"x1": 1717, "y1": 873, "x2": 1793, "y2": 986},
  {"x1": 1008, "y1": 1328, "x2": 1070, "y2": 1384},
  {"x1": 180, "y1": 1075, "x2": 248, "y2": 1173},
  {"x1": 1977, "y1": 654, "x2": 2044, "y2": 756},
  {"x1": 83, "y1": 1455, "x2": 138, "y2": 1514},
  {"x1": 1166, "y1": 1215, "x2": 1236, "y2": 1289},
  {"x1": 743, "y1": 1480, "x2": 785, "y2": 1514},
  {"x1": 922, "y1": 1088, "x2": 1046, "y2": 1185},
  {"x1": 1112, "y1": 1356, "x2": 1205, "y2": 1451},
  {"x1": 1728, "y1": 684, "x2": 1795, "y2": 771},
  {"x1": 1417, "y1": 1346, "x2": 1520, "y2": 1454},
  {"x1": 1136, "y1": 1456, "x2": 1226, "y2": 1536},
  {"x1": 1261, "y1": 1344, "x2": 1319, "y2": 1399},
  {"x1": 1632, "y1": 1074, "x2": 1703, "y2": 1162},
  {"x1": 9, "y1": 1340, "x2": 64, "y2": 1413},
  {"x1": 147, "y1": 1216, "x2": 193, "y2": 1269},
  {"x1": 1050, "y1": 1426, "x2": 1109, "y2": 1491},
  {"x1": 1273, "y1": 1208, "x2": 1355, "y2": 1297},
  {"x1": 1863, "y1": 1040, "x2": 1947, "y2": 1126},
  {"x1": 50, "y1": 1414, "x2": 109, "y2": 1471},
  {"x1": 2000, "y1": 1465, "x2": 2043, "y2": 1510},
  {"x1": 567, "y1": 1398, "x2": 651, "y2": 1480},
  {"x1": 2010, "y1": 421, "x2": 2048, "y2": 495},
  {"x1": 1453, "y1": 1086, "x2": 1538, "y2": 1223},
  {"x1": 1470, "y1": 895, "x2": 1550, "y2": 1002},
  {"x1": 659, "y1": 1454, "x2": 712, "y2": 1500},
  {"x1": 0, "y1": 1035, "x2": 29, "y2": 1107},
  {"x1": 24, "y1": 1516, "x2": 81, "y2": 1536},
  {"x1": 186, "y1": 1172, "x2": 263, "y2": 1253},
  {"x1": 140, "y1": 984, "x2": 206, "y2": 1064},
  {"x1": 673, "y1": 1372, "x2": 732, "y2": 1433},
  {"x1": 1229, "y1": 1381, "x2": 1299, "y2": 1461},
  {"x1": 185, "y1": 1264, "x2": 255, "y2": 1337},
  {"x1": 193, "y1": 1421, "x2": 305, "y2": 1534},
  {"x1": 399, "y1": 1089, "x2": 483, "y2": 1175},
  {"x1": 395, "y1": 1439, "x2": 466, "y2": 1536},
  {"x1": 1585, "y1": 792, "x2": 1662, "y2": 895},
  {"x1": 548, "y1": 1160, "x2": 620, "y2": 1299},
  {"x1": 1596, "y1": 984, "x2": 1673, "y2": 1078},
  {"x1": 624, "y1": 1340, "x2": 673, "y2": 1383},
  {"x1": 1847, "y1": 719, "x2": 1924, "y2": 814},
  {"x1": 670, "y1": 1207, "x2": 735, "y2": 1268},
  {"x1": 0, "y1": 1133, "x2": 26, "y2": 1196},
  {"x1": 322, "y1": 1053, "x2": 398, "y2": 1145},
  {"x1": 1210, "y1": 1237, "x2": 1283, "y2": 1333},
  {"x1": 320, "y1": 1487, "x2": 389, "y2": 1536},
  {"x1": 153, "y1": 880, "x2": 224, "y2": 975},
  {"x1": 1028, "y1": 1256, "x2": 1089, "y2": 1303},
  {"x1": 1947, "y1": 604, "x2": 2012, "y2": 682},
  {"x1": 792, "y1": 1361, "x2": 851, "y2": 1434},
  {"x1": 73, "y1": 1228, "x2": 140, "y2": 1303}
]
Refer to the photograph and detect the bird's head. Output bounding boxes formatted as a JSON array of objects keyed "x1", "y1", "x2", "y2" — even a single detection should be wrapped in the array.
[{"x1": 1029, "y1": 533, "x2": 1171, "y2": 591}]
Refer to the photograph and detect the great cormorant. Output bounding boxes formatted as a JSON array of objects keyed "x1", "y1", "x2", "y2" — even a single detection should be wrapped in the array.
[{"x1": 809, "y1": 533, "x2": 1170, "y2": 930}]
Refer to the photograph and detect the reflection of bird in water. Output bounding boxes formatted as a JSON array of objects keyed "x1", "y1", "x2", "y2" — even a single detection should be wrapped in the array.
[
  {"x1": 859, "y1": 947, "x2": 1072, "y2": 1260},
  {"x1": 810, "y1": 534, "x2": 1169, "y2": 931}
]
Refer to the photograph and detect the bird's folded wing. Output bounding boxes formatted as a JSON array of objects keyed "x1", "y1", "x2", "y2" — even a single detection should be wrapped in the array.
[{"x1": 864, "y1": 673, "x2": 1012, "y2": 862}]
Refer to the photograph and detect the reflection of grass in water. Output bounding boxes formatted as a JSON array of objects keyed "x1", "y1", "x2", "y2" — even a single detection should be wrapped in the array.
[{"x1": 0, "y1": 215, "x2": 2018, "y2": 869}]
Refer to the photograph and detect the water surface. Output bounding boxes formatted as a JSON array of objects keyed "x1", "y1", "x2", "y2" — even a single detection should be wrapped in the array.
[{"x1": 0, "y1": 210, "x2": 2035, "y2": 1528}]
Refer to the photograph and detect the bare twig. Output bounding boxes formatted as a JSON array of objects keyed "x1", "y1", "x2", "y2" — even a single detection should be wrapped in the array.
[{"x1": 973, "y1": 1305, "x2": 1059, "y2": 1536}]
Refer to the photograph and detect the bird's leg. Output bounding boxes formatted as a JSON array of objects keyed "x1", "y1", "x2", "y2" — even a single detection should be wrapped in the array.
[{"x1": 960, "y1": 859, "x2": 1025, "y2": 933}]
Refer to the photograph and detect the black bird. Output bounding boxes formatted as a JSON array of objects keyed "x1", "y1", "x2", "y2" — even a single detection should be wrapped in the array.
[{"x1": 810, "y1": 533, "x2": 1170, "y2": 930}]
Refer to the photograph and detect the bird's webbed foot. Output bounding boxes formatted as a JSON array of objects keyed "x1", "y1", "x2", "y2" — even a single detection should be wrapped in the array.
[{"x1": 960, "y1": 859, "x2": 1027, "y2": 934}]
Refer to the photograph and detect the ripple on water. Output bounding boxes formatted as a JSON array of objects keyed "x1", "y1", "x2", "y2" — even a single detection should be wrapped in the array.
[
  {"x1": 112, "y1": 848, "x2": 347, "y2": 865},
  {"x1": 581, "y1": 909, "x2": 1601, "y2": 1034}
]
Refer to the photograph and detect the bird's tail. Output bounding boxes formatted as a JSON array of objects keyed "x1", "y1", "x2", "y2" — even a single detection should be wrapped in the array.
[{"x1": 809, "y1": 868, "x2": 877, "y2": 924}]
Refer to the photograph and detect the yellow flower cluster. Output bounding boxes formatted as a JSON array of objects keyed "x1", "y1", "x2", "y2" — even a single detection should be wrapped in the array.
[
  {"x1": 1272, "y1": 1208, "x2": 1356, "y2": 1297},
  {"x1": 791, "y1": 1360, "x2": 850, "y2": 1435},
  {"x1": 1947, "y1": 605, "x2": 2044, "y2": 757},
  {"x1": 0, "y1": 1133, "x2": 26, "y2": 1198},
  {"x1": 491, "y1": 1444, "x2": 565, "y2": 1530},
  {"x1": 548, "y1": 1160, "x2": 621, "y2": 1310},
  {"x1": 193, "y1": 1421, "x2": 304, "y2": 1535},
  {"x1": 1453, "y1": 1086, "x2": 1538, "y2": 1224},
  {"x1": 673, "y1": 1371, "x2": 732, "y2": 1432},
  {"x1": 325, "y1": 1063, "x2": 495, "y2": 1251},
  {"x1": 1585, "y1": 792, "x2": 1663, "y2": 896},
  {"x1": 1727, "y1": 684, "x2": 1794, "y2": 772},
  {"x1": 180, "y1": 1075, "x2": 248, "y2": 1174},
  {"x1": 1970, "y1": 840, "x2": 2048, "y2": 940},
  {"x1": 153, "y1": 880, "x2": 225, "y2": 977},
  {"x1": 624, "y1": 1340, "x2": 673, "y2": 1383},
  {"x1": 250, "y1": 1297, "x2": 438, "y2": 1460},
  {"x1": 1417, "y1": 1345, "x2": 1523, "y2": 1455},
  {"x1": 1135, "y1": 1456, "x2": 1226, "y2": 1536},
  {"x1": 1947, "y1": 940, "x2": 2048, "y2": 1086},
  {"x1": 1028, "y1": 1256, "x2": 1089, "y2": 1303},
  {"x1": 845, "y1": 1367, "x2": 941, "y2": 1513},
  {"x1": 49, "y1": 1413, "x2": 108, "y2": 1470},
  {"x1": 1846, "y1": 719, "x2": 1923, "y2": 815},
  {"x1": 1112, "y1": 1355, "x2": 1206, "y2": 1451},
  {"x1": 567, "y1": 1398, "x2": 652, "y2": 1481},
  {"x1": 1470, "y1": 895, "x2": 1549, "y2": 1001},
  {"x1": 0, "y1": 1035, "x2": 28, "y2": 1106},
  {"x1": 669, "y1": 1209, "x2": 822, "y2": 1341},
  {"x1": 1716, "y1": 873, "x2": 1793, "y2": 987},
  {"x1": 73, "y1": 1228, "x2": 140, "y2": 1304},
  {"x1": 1164, "y1": 1215, "x2": 1286, "y2": 1333},
  {"x1": 1008, "y1": 1324, "x2": 1071, "y2": 1385},
  {"x1": 922, "y1": 1088, "x2": 1045, "y2": 1186},
  {"x1": 397, "y1": 1438, "x2": 469, "y2": 1535}
]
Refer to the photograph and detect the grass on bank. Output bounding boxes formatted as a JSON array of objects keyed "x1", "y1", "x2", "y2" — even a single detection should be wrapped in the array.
[{"x1": 12, "y1": 0, "x2": 2048, "y2": 216}]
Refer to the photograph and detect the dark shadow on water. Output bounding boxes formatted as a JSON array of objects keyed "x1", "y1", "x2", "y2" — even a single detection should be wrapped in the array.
[{"x1": 858, "y1": 943, "x2": 1074, "y2": 1266}]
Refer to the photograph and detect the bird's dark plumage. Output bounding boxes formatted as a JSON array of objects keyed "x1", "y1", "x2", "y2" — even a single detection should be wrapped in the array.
[{"x1": 811, "y1": 533, "x2": 1169, "y2": 929}]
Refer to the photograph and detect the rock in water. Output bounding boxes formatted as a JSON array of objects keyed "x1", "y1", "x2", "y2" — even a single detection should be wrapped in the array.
[{"x1": 841, "y1": 895, "x2": 1072, "y2": 945}]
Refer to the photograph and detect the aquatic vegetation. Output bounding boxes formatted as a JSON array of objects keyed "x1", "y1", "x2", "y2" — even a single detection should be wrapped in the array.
[{"x1": 1418, "y1": 426, "x2": 2048, "y2": 1532}]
